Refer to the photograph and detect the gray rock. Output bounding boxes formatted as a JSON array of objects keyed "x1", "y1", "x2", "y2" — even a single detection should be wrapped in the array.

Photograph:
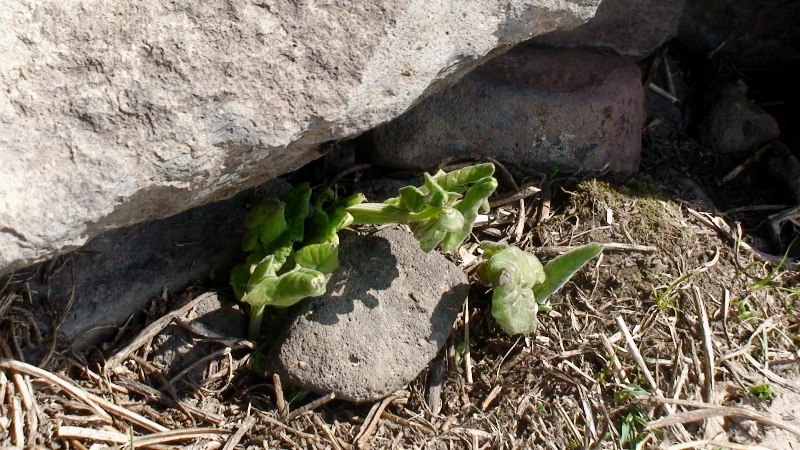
[
  {"x1": 267, "y1": 227, "x2": 469, "y2": 403},
  {"x1": 20, "y1": 179, "x2": 288, "y2": 349},
  {"x1": 701, "y1": 82, "x2": 780, "y2": 154},
  {"x1": 678, "y1": 0, "x2": 800, "y2": 69},
  {"x1": 0, "y1": 0, "x2": 601, "y2": 276},
  {"x1": 368, "y1": 46, "x2": 644, "y2": 175},
  {"x1": 533, "y1": 0, "x2": 685, "y2": 59}
]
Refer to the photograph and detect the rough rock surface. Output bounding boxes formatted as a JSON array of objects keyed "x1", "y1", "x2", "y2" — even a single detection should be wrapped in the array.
[
  {"x1": 532, "y1": 0, "x2": 684, "y2": 59},
  {"x1": 0, "y1": 0, "x2": 600, "y2": 276},
  {"x1": 678, "y1": 0, "x2": 800, "y2": 69},
  {"x1": 369, "y1": 46, "x2": 644, "y2": 175},
  {"x1": 700, "y1": 82, "x2": 780, "y2": 154},
  {"x1": 267, "y1": 227, "x2": 469, "y2": 403},
  {"x1": 20, "y1": 179, "x2": 287, "y2": 349}
]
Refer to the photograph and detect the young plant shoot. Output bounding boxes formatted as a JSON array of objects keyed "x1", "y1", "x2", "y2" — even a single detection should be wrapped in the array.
[
  {"x1": 477, "y1": 242, "x2": 602, "y2": 335},
  {"x1": 346, "y1": 163, "x2": 498, "y2": 252}
]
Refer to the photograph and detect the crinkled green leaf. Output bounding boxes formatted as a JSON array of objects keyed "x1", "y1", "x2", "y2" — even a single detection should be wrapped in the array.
[
  {"x1": 433, "y1": 163, "x2": 495, "y2": 190},
  {"x1": 477, "y1": 245, "x2": 546, "y2": 335},
  {"x1": 415, "y1": 219, "x2": 447, "y2": 253},
  {"x1": 397, "y1": 186, "x2": 427, "y2": 212},
  {"x1": 423, "y1": 173, "x2": 448, "y2": 208},
  {"x1": 491, "y1": 285, "x2": 539, "y2": 335},
  {"x1": 281, "y1": 183, "x2": 312, "y2": 242},
  {"x1": 437, "y1": 207, "x2": 464, "y2": 233},
  {"x1": 439, "y1": 176, "x2": 498, "y2": 252},
  {"x1": 295, "y1": 243, "x2": 339, "y2": 274},
  {"x1": 241, "y1": 226, "x2": 261, "y2": 252},
  {"x1": 242, "y1": 200, "x2": 287, "y2": 251},
  {"x1": 242, "y1": 266, "x2": 327, "y2": 308},
  {"x1": 230, "y1": 263, "x2": 251, "y2": 300},
  {"x1": 532, "y1": 243, "x2": 602, "y2": 302},
  {"x1": 477, "y1": 245, "x2": 545, "y2": 289}
]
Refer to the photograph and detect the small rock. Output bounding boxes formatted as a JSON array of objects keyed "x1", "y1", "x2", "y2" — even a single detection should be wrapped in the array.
[
  {"x1": 701, "y1": 81, "x2": 780, "y2": 154},
  {"x1": 266, "y1": 227, "x2": 469, "y2": 402},
  {"x1": 368, "y1": 46, "x2": 644, "y2": 175}
]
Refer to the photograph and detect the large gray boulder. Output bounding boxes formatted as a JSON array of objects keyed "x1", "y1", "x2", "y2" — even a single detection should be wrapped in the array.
[{"x1": 0, "y1": 0, "x2": 600, "y2": 275}]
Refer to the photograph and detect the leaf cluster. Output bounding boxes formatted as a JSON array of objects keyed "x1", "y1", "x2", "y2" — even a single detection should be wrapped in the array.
[
  {"x1": 347, "y1": 163, "x2": 498, "y2": 252},
  {"x1": 477, "y1": 242, "x2": 602, "y2": 334},
  {"x1": 231, "y1": 184, "x2": 361, "y2": 338}
]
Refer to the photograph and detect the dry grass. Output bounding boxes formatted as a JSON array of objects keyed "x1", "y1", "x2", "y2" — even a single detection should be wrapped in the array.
[{"x1": 1, "y1": 157, "x2": 799, "y2": 449}]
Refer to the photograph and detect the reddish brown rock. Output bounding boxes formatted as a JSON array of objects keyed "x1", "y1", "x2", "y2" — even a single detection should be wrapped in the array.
[{"x1": 369, "y1": 46, "x2": 644, "y2": 175}]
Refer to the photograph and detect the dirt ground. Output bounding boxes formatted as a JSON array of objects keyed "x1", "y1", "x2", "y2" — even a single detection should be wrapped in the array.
[{"x1": 2, "y1": 45, "x2": 800, "y2": 449}]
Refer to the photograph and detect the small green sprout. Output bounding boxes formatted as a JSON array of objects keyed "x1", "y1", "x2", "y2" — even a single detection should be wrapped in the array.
[
  {"x1": 747, "y1": 383, "x2": 774, "y2": 400},
  {"x1": 347, "y1": 163, "x2": 498, "y2": 252},
  {"x1": 477, "y1": 242, "x2": 602, "y2": 335}
]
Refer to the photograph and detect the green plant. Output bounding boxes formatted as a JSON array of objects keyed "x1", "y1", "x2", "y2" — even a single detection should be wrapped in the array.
[
  {"x1": 747, "y1": 383, "x2": 774, "y2": 400},
  {"x1": 346, "y1": 163, "x2": 497, "y2": 252},
  {"x1": 231, "y1": 184, "x2": 361, "y2": 340},
  {"x1": 232, "y1": 164, "x2": 498, "y2": 340},
  {"x1": 476, "y1": 242, "x2": 602, "y2": 335}
]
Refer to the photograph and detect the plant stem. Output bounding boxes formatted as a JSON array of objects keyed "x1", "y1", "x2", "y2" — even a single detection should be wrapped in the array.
[
  {"x1": 347, "y1": 203, "x2": 439, "y2": 224},
  {"x1": 249, "y1": 304, "x2": 265, "y2": 341}
]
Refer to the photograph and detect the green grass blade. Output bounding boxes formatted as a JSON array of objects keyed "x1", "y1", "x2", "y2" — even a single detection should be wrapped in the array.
[{"x1": 532, "y1": 243, "x2": 602, "y2": 302}]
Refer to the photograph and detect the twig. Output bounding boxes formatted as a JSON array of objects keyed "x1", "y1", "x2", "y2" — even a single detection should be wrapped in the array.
[
  {"x1": 222, "y1": 416, "x2": 256, "y2": 450},
  {"x1": 286, "y1": 392, "x2": 336, "y2": 421},
  {"x1": 105, "y1": 292, "x2": 216, "y2": 370},
  {"x1": 426, "y1": 354, "x2": 446, "y2": 415},
  {"x1": 538, "y1": 243, "x2": 657, "y2": 255},
  {"x1": 0, "y1": 359, "x2": 111, "y2": 421},
  {"x1": 313, "y1": 414, "x2": 346, "y2": 450},
  {"x1": 481, "y1": 385, "x2": 502, "y2": 412},
  {"x1": 463, "y1": 296, "x2": 473, "y2": 385},
  {"x1": 644, "y1": 398, "x2": 800, "y2": 439},
  {"x1": 354, "y1": 396, "x2": 394, "y2": 449},
  {"x1": 513, "y1": 199, "x2": 526, "y2": 241},
  {"x1": 615, "y1": 317, "x2": 658, "y2": 391},
  {"x1": 668, "y1": 440, "x2": 773, "y2": 450},
  {"x1": 11, "y1": 395, "x2": 23, "y2": 447},
  {"x1": 489, "y1": 185, "x2": 541, "y2": 208},
  {"x1": 272, "y1": 373, "x2": 289, "y2": 421},
  {"x1": 615, "y1": 318, "x2": 693, "y2": 441},
  {"x1": 257, "y1": 413, "x2": 325, "y2": 444},
  {"x1": 649, "y1": 83, "x2": 681, "y2": 104},
  {"x1": 693, "y1": 287, "x2": 715, "y2": 403},
  {"x1": 381, "y1": 411, "x2": 435, "y2": 436},
  {"x1": 57, "y1": 425, "x2": 229, "y2": 447},
  {"x1": 721, "y1": 143, "x2": 774, "y2": 184}
]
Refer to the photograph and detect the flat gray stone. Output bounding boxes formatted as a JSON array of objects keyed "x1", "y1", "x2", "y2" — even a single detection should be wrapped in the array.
[{"x1": 266, "y1": 227, "x2": 468, "y2": 403}]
